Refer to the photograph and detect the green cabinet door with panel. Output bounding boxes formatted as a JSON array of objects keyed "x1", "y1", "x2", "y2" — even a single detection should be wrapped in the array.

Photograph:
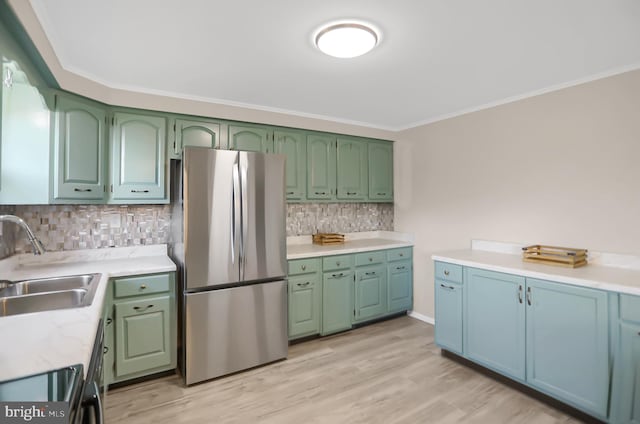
[
  {"x1": 387, "y1": 260, "x2": 412, "y2": 313},
  {"x1": 322, "y1": 269, "x2": 353, "y2": 335},
  {"x1": 110, "y1": 112, "x2": 167, "y2": 203},
  {"x1": 336, "y1": 137, "x2": 367, "y2": 200},
  {"x1": 307, "y1": 133, "x2": 336, "y2": 200},
  {"x1": 170, "y1": 118, "x2": 220, "y2": 158},
  {"x1": 354, "y1": 264, "x2": 387, "y2": 323},
  {"x1": 525, "y1": 278, "x2": 609, "y2": 418},
  {"x1": 610, "y1": 294, "x2": 640, "y2": 424},
  {"x1": 464, "y1": 267, "x2": 526, "y2": 380},
  {"x1": 288, "y1": 257, "x2": 322, "y2": 340},
  {"x1": 228, "y1": 124, "x2": 272, "y2": 153},
  {"x1": 275, "y1": 130, "x2": 306, "y2": 200},
  {"x1": 52, "y1": 93, "x2": 107, "y2": 202},
  {"x1": 368, "y1": 141, "x2": 393, "y2": 201}
]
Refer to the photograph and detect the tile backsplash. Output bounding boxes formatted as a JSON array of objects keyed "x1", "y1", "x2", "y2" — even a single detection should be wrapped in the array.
[{"x1": 0, "y1": 202, "x2": 393, "y2": 257}]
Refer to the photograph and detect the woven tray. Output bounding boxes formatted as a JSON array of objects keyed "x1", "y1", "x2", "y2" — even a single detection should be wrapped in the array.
[
  {"x1": 522, "y1": 245, "x2": 588, "y2": 268},
  {"x1": 312, "y1": 233, "x2": 345, "y2": 245}
]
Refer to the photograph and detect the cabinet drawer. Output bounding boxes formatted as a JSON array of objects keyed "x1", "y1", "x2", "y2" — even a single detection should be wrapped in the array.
[
  {"x1": 114, "y1": 273, "x2": 171, "y2": 298},
  {"x1": 323, "y1": 254, "x2": 353, "y2": 271},
  {"x1": 387, "y1": 247, "x2": 412, "y2": 262},
  {"x1": 290, "y1": 275, "x2": 320, "y2": 292},
  {"x1": 434, "y1": 262, "x2": 463, "y2": 284},
  {"x1": 288, "y1": 258, "x2": 320, "y2": 276},
  {"x1": 620, "y1": 294, "x2": 640, "y2": 323},
  {"x1": 355, "y1": 251, "x2": 385, "y2": 266}
]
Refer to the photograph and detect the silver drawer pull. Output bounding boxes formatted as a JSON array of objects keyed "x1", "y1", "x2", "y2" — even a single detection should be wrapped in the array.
[
  {"x1": 315, "y1": 191, "x2": 326, "y2": 195},
  {"x1": 74, "y1": 188, "x2": 92, "y2": 192},
  {"x1": 365, "y1": 272, "x2": 377, "y2": 276},
  {"x1": 396, "y1": 266, "x2": 405, "y2": 270},
  {"x1": 399, "y1": 253, "x2": 404, "y2": 257},
  {"x1": 131, "y1": 189, "x2": 150, "y2": 193},
  {"x1": 331, "y1": 273, "x2": 344, "y2": 278},
  {"x1": 444, "y1": 270, "x2": 450, "y2": 276},
  {"x1": 286, "y1": 191, "x2": 294, "y2": 195},
  {"x1": 518, "y1": 285, "x2": 523, "y2": 304},
  {"x1": 106, "y1": 318, "x2": 113, "y2": 325},
  {"x1": 297, "y1": 282, "x2": 311, "y2": 287},
  {"x1": 301, "y1": 265, "x2": 306, "y2": 271},
  {"x1": 377, "y1": 192, "x2": 386, "y2": 195},
  {"x1": 133, "y1": 304, "x2": 154, "y2": 311},
  {"x1": 440, "y1": 283, "x2": 454, "y2": 290},
  {"x1": 527, "y1": 287, "x2": 532, "y2": 305},
  {"x1": 140, "y1": 284, "x2": 147, "y2": 290},
  {"x1": 103, "y1": 346, "x2": 109, "y2": 354},
  {"x1": 347, "y1": 192, "x2": 357, "y2": 195}
]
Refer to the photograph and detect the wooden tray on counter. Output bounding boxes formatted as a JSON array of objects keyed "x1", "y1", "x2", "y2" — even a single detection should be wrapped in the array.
[
  {"x1": 312, "y1": 233, "x2": 345, "y2": 245},
  {"x1": 522, "y1": 245, "x2": 588, "y2": 268}
]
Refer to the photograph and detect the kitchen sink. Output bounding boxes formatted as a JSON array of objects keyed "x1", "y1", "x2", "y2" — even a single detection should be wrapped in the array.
[{"x1": 0, "y1": 273, "x2": 101, "y2": 317}]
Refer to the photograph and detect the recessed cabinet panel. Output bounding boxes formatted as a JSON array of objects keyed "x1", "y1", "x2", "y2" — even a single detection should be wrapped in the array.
[
  {"x1": 322, "y1": 270, "x2": 352, "y2": 335},
  {"x1": 307, "y1": 134, "x2": 336, "y2": 200},
  {"x1": 435, "y1": 279, "x2": 463, "y2": 354},
  {"x1": 354, "y1": 265, "x2": 386, "y2": 322},
  {"x1": 275, "y1": 130, "x2": 306, "y2": 200},
  {"x1": 53, "y1": 94, "x2": 106, "y2": 201},
  {"x1": 176, "y1": 119, "x2": 220, "y2": 153},
  {"x1": 337, "y1": 138, "x2": 367, "y2": 200},
  {"x1": 387, "y1": 260, "x2": 412, "y2": 313},
  {"x1": 110, "y1": 112, "x2": 166, "y2": 202}
]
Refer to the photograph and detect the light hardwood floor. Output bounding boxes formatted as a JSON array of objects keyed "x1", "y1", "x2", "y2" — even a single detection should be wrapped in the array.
[{"x1": 105, "y1": 316, "x2": 587, "y2": 423}]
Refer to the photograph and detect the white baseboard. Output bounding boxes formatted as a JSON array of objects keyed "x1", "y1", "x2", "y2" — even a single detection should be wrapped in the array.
[{"x1": 408, "y1": 311, "x2": 434, "y2": 325}]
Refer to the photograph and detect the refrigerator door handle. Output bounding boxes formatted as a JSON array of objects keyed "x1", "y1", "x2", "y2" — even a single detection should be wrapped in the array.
[
  {"x1": 232, "y1": 162, "x2": 241, "y2": 267},
  {"x1": 240, "y1": 158, "x2": 249, "y2": 281}
]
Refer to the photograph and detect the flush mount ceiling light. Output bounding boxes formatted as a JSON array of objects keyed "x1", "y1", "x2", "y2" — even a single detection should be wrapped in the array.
[{"x1": 315, "y1": 22, "x2": 379, "y2": 58}]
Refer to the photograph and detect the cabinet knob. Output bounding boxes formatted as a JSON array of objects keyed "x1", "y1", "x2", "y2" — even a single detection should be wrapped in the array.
[
  {"x1": 140, "y1": 284, "x2": 147, "y2": 290},
  {"x1": 369, "y1": 257, "x2": 373, "y2": 262},
  {"x1": 103, "y1": 346, "x2": 109, "y2": 354},
  {"x1": 444, "y1": 270, "x2": 450, "y2": 276},
  {"x1": 106, "y1": 317, "x2": 113, "y2": 325},
  {"x1": 399, "y1": 253, "x2": 404, "y2": 257},
  {"x1": 301, "y1": 265, "x2": 306, "y2": 271},
  {"x1": 337, "y1": 261, "x2": 341, "y2": 266}
]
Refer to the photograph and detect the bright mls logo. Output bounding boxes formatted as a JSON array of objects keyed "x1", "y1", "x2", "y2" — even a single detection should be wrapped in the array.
[{"x1": 0, "y1": 402, "x2": 68, "y2": 424}]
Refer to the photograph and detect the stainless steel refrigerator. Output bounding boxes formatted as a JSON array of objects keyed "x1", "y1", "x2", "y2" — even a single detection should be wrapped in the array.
[{"x1": 179, "y1": 147, "x2": 288, "y2": 385}]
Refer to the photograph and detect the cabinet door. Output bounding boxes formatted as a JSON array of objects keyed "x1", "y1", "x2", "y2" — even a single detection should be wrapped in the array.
[
  {"x1": 610, "y1": 322, "x2": 640, "y2": 424},
  {"x1": 307, "y1": 134, "x2": 336, "y2": 200},
  {"x1": 288, "y1": 274, "x2": 321, "y2": 339},
  {"x1": 110, "y1": 112, "x2": 167, "y2": 202},
  {"x1": 228, "y1": 124, "x2": 272, "y2": 153},
  {"x1": 387, "y1": 260, "x2": 412, "y2": 313},
  {"x1": 354, "y1": 265, "x2": 386, "y2": 322},
  {"x1": 525, "y1": 278, "x2": 609, "y2": 418},
  {"x1": 322, "y1": 270, "x2": 352, "y2": 335},
  {"x1": 336, "y1": 138, "x2": 367, "y2": 200},
  {"x1": 103, "y1": 302, "x2": 115, "y2": 386},
  {"x1": 368, "y1": 141, "x2": 393, "y2": 201},
  {"x1": 52, "y1": 94, "x2": 107, "y2": 201},
  {"x1": 435, "y1": 280, "x2": 463, "y2": 355},
  {"x1": 465, "y1": 268, "x2": 526, "y2": 380},
  {"x1": 175, "y1": 118, "x2": 220, "y2": 154},
  {"x1": 274, "y1": 130, "x2": 305, "y2": 200},
  {"x1": 114, "y1": 295, "x2": 172, "y2": 378}
]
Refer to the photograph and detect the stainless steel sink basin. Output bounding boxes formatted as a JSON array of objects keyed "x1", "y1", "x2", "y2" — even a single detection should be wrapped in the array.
[{"x1": 0, "y1": 273, "x2": 100, "y2": 317}]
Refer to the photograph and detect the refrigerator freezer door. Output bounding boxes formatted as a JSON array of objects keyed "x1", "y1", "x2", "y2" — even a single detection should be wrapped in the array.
[
  {"x1": 184, "y1": 148, "x2": 241, "y2": 290},
  {"x1": 238, "y1": 152, "x2": 287, "y2": 282},
  {"x1": 183, "y1": 280, "x2": 288, "y2": 385}
]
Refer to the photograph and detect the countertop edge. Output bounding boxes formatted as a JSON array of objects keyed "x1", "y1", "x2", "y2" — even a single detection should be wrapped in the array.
[{"x1": 287, "y1": 240, "x2": 414, "y2": 260}]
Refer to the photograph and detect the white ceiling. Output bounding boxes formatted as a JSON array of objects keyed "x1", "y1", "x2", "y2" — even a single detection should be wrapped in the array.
[{"x1": 27, "y1": 0, "x2": 640, "y2": 131}]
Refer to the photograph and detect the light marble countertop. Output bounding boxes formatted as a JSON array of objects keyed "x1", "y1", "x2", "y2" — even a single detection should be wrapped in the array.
[
  {"x1": 0, "y1": 245, "x2": 176, "y2": 382},
  {"x1": 432, "y1": 242, "x2": 640, "y2": 297},
  {"x1": 286, "y1": 231, "x2": 414, "y2": 260}
]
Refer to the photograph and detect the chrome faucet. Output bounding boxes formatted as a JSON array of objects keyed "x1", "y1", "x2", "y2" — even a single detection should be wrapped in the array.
[{"x1": 0, "y1": 215, "x2": 46, "y2": 255}]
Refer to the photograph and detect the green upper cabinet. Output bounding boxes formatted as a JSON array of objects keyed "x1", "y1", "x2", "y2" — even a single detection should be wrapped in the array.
[
  {"x1": 368, "y1": 141, "x2": 393, "y2": 201},
  {"x1": 228, "y1": 124, "x2": 273, "y2": 153},
  {"x1": 51, "y1": 93, "x2": 107, "y2": 202},
  {"x1": 110, "y1": 112, "x2": 167, "y2": 203},
  {"x1": 274, "y1": 130, "x2": 306, "y2": 201},
  {"x1": 336, "y1": 137, "x2": 367, "y2": 200},
  {"x1": 307, "y1": 133, "x2": 336, "y2": 200},
  {"x1": 169, "y1": 118, "x2": 220, "y2": 158}
]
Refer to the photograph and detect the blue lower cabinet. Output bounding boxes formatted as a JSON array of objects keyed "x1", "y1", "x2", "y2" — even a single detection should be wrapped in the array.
[
  {"x1": 434, "y1": 279, "x2": 463, "y2": 355},
  {"x1": 464, "y1": 267, "x2": 526, "y2": 380},
  {"x1": 525, "y1": 278, "x2": 609, "y2": 419}
]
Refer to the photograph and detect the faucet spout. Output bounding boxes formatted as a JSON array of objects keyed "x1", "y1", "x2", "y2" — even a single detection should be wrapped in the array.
[{"x1": 0, "y1": 215, "x2": 46, "y2": 255}]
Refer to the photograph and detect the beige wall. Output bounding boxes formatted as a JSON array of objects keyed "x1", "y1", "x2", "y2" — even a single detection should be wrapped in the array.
[
  {"x1": 395, "y1": 69, "x2": 640, "y2": 319},
  {"x1": 8, "y1": 0, "x2": 396, "y2": 140}
]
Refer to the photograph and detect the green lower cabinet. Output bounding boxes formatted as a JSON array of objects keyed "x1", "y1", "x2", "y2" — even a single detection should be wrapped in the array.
[
  {"x1": 525, "y1": 278, "x2": 609, "y2": 418},
  {"x1": 387, "y1": 260, "x2": 412, "y2": 313},
  {"x1": 288, "y1": 275, "x2": 321, "y2": 339},
  {"x1": 322, "y1": 270, "x2": 353, "y2": 335},
  {"x1": 354, "y1": 265, "x2": 386, "y2": 323},
  {"x1": 103, "y1": 272, "x2": 176, "y2": 385}
]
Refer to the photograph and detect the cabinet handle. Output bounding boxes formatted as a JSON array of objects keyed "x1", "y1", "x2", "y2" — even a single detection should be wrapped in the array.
[
  {"x1": 301, "y1": 265, "x2": 306, "y2": 271},
  {"x1": 131, "y1": 189, "x2": 150, "y2": 193},
  {"x1": 106, "y1": 318, "x2": 113, "y2": 325},
  {"x1": 297, "y1": 282, "x2": 311, "y2": 287},
  {"x1": 336, "y1": 261, "x2": 341, "y2": 266},
  {"x1": 518, "y1": 285, "x2": 523, "y2": 304},
  {"x1": 133, "y1": 304, "x2": 154, "y2": 311},
  {"x1": 444, "y1": 270, "x2": 450, "y2": 276},
  {"x1": 347, "y1": 191, "x2": 357, "y2": 195},
  {"x1": 527, "y1": 287, "x2": 532, "y2": 306},
  {"x1": 365, "y1": 271, "x2": 377, "y2": 276},
  {"x1": 377, "y1": 192, "x2": 386, "y2": 196},
  {"x1": 73, "y1": 188, "x2": 92, "y2": 192},
  {"x1": 399, "y1": 253, "x2": 404, "y2": 257},
  {"x1": 286, "y1": 191, "x2": 294, "y2": 195},
  {"x1": 103, "y1": 346, "x2": 109, "y2": 354},
  {"x1": 369, "y1": 257, "x2": 373, "y2": 262},
  {"x1": 140, "y1": 284, "x2": 147, "y2": 290},
  {"x1": 331, "y1": 273, "x2": 344, "y2": 278},
  {"x1": 315, "y1": 191, "x2": 326, "y2": 195},
  {"x1": 396, "y1": 266, "x2": 405, "y2": 270},
  {"x1": 440, "y1": 283, "x2": 455, "y2": 290}
]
